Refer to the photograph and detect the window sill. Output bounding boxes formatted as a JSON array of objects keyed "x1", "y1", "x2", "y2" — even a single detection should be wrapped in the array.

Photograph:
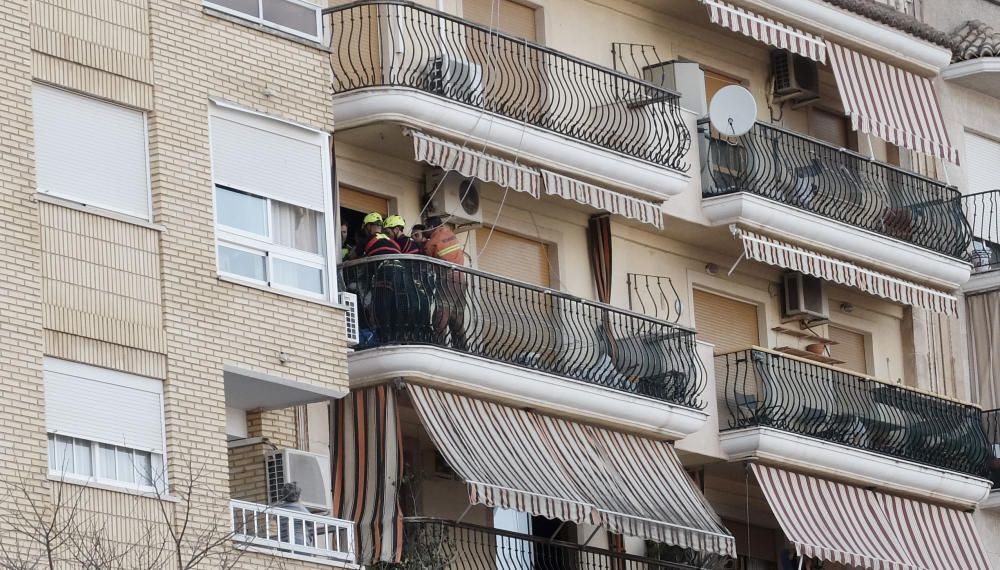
[
  {"x1": 202, "y1": 7, "x2": 330, "y2": 52},
  {"x1": 48, "y1": 474, "x2": 178, "y2": 502},
  {"x1": 33, "y1": 193, "x2": 164, "y2": 231},
  {"x1": 217, "y1": 274, "x2": 349, "y2": 310}
]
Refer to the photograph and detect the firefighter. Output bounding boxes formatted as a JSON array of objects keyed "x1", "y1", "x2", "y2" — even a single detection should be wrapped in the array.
[
  {"x1": 423, "y1": 216, "x2": 467, "y2": 350},
  {"x1": 353, "y1": 212, "x2": 400, "y2": 258},
  {"x1": 383, "y1": 215, "x2": 421, "y2": 254}
]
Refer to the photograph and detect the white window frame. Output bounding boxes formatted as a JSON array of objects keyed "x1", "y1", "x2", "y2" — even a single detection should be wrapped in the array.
[
  {"x1": 215, "y1": 186, "x2": 329, "y2": 298},
  {"x1": 204, "y1": 0, "x2": 322, "y2": 42},
  {"x1": 208, "y1": 101, "x2": 336, "y2": 301},
  {"x1": 48, "y1": 434, "x2": 164, "y2": 493}
]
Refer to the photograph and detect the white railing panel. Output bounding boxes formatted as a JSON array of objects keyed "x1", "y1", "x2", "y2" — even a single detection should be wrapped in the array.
[{"x1": 230, "y1": 499, "x2": 356, "y2": 563}]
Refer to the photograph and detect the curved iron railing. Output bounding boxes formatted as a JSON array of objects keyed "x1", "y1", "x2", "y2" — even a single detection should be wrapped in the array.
[
  {"x1": 716, "y1": 349, "x2": 990, "y2": 476},
  {"x1": 700, "y1": 120, "x2": 971, "y2": 258},
  {"x1": 982, "y1": 409, "x2": 1000, "y2": 488},
  {"x1": 340, "y1": 255, "x2": 705, "y2": 409},
  {"x1": 962, "y1": 190, "x2": 1000, "y2": 272},
  {"x1": 326, "y1": 1, "x2": 690, "y2": 170},
  {"x1": 400, "y1": 518, "x2": 703, "y2": 570}
]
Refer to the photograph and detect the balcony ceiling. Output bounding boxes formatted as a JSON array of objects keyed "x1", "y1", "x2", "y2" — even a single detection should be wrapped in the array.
[{"x1": 223, "y1": 365, "x2": 347, "y2": 411}]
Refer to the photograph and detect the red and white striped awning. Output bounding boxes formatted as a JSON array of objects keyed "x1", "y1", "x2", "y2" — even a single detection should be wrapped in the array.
[
  {"x1": 751, "y1": 464, "x2": 919, "y2": 570},
  {"x1": 827, "y1": 42, "x2": 959, "y2": 164},
  {"x1": 701, "y1": 0, "x2": 826, "y2": 63},
  {"x1": 406, "y1": 129, "x2": 541, "y2": 198},
  {"x1": 878, "y1": 492, "x2": 994, "y2": 570},
  {"x1": 407, "y1": 385, "x2": 736, "y2": 557},
  {"x1": 541, "y1": 169, "x2": 664, "y2": 230},
  {"x1": 732, "y1": 227, "x2": 959, "y2": 315}
]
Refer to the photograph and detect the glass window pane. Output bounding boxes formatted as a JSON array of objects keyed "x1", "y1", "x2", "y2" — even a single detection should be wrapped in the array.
[
  {"x1": 272, "y1": 258, "x2": 324, "y2": 294},
  {"x1": 208, "y1": 0, "x2": 260, "y2": 18},
  {"x1": 74, "y1": 441, "x2": 93, "y2": 477},
  {"x1": 136, "y1": 452, "x2": 153, "y2": 487},
  {"x1": 216, "y1": 187, "x2": 268, "y2": 236},
  {"x1": 272, "y1": 201, "x2": 324, "y2": 254},
  {"x1": 52, "y1": 435, "x2": 74, "y2": 473},
  {"x1": 218, "y1": 245, "x2": 266, "y2": 281},
  {"x1": 261, "y1": 0, "x2": 318, "y2": 36},
  {"x1": 116, "y1": 448, "x2": 135, "y2": 484},
  {"x1": 48, "y1": 435, "x2": 57, "y2": 472},
  {"x1": 98, "y1": 444, "x2": 117, "y2": 480}
]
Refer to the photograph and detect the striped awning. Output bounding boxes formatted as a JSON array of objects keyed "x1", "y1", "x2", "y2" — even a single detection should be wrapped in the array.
[
  {"x1": 878, "y1": 492, "x2": 993, "y2": 570},
  {"x1": 406, "y1": 129, "x2": 541, "y2": 198},
  {"x1": 701, "y1": 0, "x2": 826, "y2": 63},
  {"x1": 751, "y1": 464, "x2": 918, "y2": 570},
  {"x1": 407, "y1": 385, "x2": 736, "y2": 557},
  {"x1": 541, "y1": 169, "x2": 664, "y2": 230},
  {"x1": 827, "y1": 42, "x2": 959, "y2": 164},
  {"x1": 732, "y1": 227, "x2": 959, "y2": 315}
]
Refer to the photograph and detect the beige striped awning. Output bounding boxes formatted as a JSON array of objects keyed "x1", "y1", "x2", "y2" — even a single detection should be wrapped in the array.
[
  {"x1": 732, "y1": 227, "x2": 959, "y2": 315},
  {"x1": 541, "y1": 169, "x2": 664, "y2": 230},
  {"x1": 406, "y1": 129, "x2": 541, "y2": 198},
  {"x1": 826, "y1": 42, "x2": 959, "y2": 164},
  {"x1": 753, "y1": 464, "x2": 993, "y2": 570},
  {"x1": 407, "y1": 385, "x2": 736, "y2": 557},
  {"x1": 752, "y1": 464, "x2": 919, "y2": 570},
  {"x1": 700, "y1": 0, "x2": 826, "y2": 63}
]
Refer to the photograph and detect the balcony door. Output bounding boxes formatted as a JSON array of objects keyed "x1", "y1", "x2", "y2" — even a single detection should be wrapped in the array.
[
  {"x1": 493, "y1": 509, "x2": 532, "y2": 570},
  {"x1": 692, "y1": 289, "x2": 760, "y2": 356}
]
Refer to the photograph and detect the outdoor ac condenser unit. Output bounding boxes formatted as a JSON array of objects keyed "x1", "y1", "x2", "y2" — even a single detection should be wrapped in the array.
[
  {"x1": 338, "y1": 291, "x2": 359, "y2": 346},
  {"x1": 424, "y1": 169, "x2": 483, "y2": 232},
  {"x1": 266, "y1": 449, "x2": 332, "y2": 513},
  {"x1": 423, "y1": 55, "x2": 484, "y2": 102},
  {"x1": 782, "y1": 272, "x2": 830, "y2": 321},
  {"x1": 771, "y1": 49, "x2": 819, "y2": 107}
]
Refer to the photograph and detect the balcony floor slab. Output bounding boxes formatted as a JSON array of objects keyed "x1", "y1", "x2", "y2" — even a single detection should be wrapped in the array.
[
  {"x1": 702, "y1": 192, "x2": 972, "y2": 289},
  {"x1": 720, "y1": 426, "x2": 991, "y2": 508},
  {"x1": 348, "y1": 345, "x2": 708, "y2": 440},
  {"x1": 333, "y1": 87, "x2": 690, "y2": 200}
]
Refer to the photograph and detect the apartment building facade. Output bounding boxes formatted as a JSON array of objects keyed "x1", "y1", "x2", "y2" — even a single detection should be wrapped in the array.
[{"x1": 0, "y1": 0, "x2": 998, "y2": 568}]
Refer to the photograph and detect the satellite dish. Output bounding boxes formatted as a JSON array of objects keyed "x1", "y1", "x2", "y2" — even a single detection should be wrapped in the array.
[{"x1": 709, "y1": 85, "x2": 757, "y2": 137}]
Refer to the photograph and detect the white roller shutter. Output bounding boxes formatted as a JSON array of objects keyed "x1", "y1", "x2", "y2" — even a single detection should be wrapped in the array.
[
  {"x1": 44, "y1": 359, "x2": 164, "y2": 453},
  {"x1": 33, "y1": 85, "x2": 151, "y2": 219},
  {"x1": 964, "y1": 132, "x2": 1000, "y2": 194},
  {"x1": 209, "y1": 110, "x2": 326, "y2": 211}
]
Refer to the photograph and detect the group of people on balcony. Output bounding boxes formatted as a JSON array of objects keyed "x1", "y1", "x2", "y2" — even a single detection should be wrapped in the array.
[{"x1": 340, "y1": 211, "x2": 467, "y2": 351}]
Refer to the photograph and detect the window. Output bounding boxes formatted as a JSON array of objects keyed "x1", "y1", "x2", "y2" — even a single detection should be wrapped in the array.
[
  {"x1": 44, "y1": 359, "x2": 165, "y2": 492},
  {"x1": 209, "y1": 102, "x2": 334, "y2": 299},
  {"x1": 474, "y1": 228, "x2": 550, "y2": 287},
  {"x1": 808, "y1": 108, "x2": 855, "y2": 150},
  {"x1": 463, "y1": 0, "x2": 538, "y2": 41},
  {"x1": 704, "y1": 68, "x2": 742, "y2": 108},
  {"x1": 827, "y1": 325, "x2": 868, "y2": 374},
  {"x1": 965, "y1": 131, "x2": 1000, "y2": 194},
  {"x1": 692, "y1": 290, "x2": 761, "y2": 356},
  {"x1": 32, "y1": 85, "x2": 151, "y2": 219},
  {"x1": 205, "y1": 0, "x2": 321, "y2": 41}
]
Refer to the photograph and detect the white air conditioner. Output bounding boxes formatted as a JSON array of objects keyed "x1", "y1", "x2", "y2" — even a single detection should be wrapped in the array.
[
  {"x1": 770, "y1": 49, "x2": 819, "y2": 107},
  {"x1": 782, "y1": 272, "x2": 829, "y2": 321},
  {"x1": 423, "y1": 55, "x2": 484, "y2": 102},
  {"x1": 266, "y1": 449, "x2": 332, "y2": 513},
  {"x1": 424, "y1": 170, "x2": 482, "y2": 232},
  {"x1": 338, "y1": 291, "x2": 359, "y2": 346}
]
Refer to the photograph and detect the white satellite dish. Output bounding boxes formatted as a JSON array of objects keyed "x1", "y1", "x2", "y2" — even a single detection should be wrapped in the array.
[{"x1": 709, "y1": 85, "x2": 757, "y2": 137}]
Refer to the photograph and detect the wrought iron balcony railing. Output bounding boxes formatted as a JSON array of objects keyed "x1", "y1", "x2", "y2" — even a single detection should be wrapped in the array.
[
  {"x1": 962, "y1": 190, "x2": 1000, "y2": 272},
  {"x1": 400, "y1": 518, "x2": 699, "y2": 570},
  {"x1": 340, "y1": 255, "x2": 705, "y2": 409},
  {"x1": 326, "y1": 1, "x2": 690, "y2": 170},
  {"x1": 700, "y1": 120, "x2": 971, "y2": 258},
  {"x1": 982, "y1": 409, "x2": 1000, "y2": 489},
  {"x1": 716, "y1": 348, "x2": 990, "y2": 476}
]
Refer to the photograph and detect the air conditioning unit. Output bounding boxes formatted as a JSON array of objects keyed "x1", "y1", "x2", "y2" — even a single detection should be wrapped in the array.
[
  {"x1": 424, "y1": 170, "x2": 482, "y2": 232},
  {"x1": 782, "y1": 272, "x2": 829, "y2": 321},
  {"x1": 338, "y1": 291, "x2": 359, "y2": 346},
  {"x1": 770, "y1": 49, "x2": 819, "y2": 107},
  {"x1": 423, "y1": 55, "x2": 484, "y2": 102},
  {"x1": 266, "y1": 449, "x2": 332, "y2": 513}
]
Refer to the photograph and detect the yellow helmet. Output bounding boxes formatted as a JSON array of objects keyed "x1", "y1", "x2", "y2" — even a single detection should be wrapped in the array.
[
  {"x1": 363, "y1": 212, "x2": 383, "y2": 225},
  {"x1": 383, "y1": 214, "x2": 405, "y2": 229}
]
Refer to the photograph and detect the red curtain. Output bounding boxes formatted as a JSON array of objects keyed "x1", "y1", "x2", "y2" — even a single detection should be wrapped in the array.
[{"x1": 587, "y1": 214, "x2": 613, "y2": 304}]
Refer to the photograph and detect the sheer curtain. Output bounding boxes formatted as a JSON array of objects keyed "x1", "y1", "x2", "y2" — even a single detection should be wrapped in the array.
[
  {"x1": 967, "y1": 291, "x2": 1000, "y2": 409},
  {"x1": 272, "y1": 202, "x2": 324, "y2": 254}
]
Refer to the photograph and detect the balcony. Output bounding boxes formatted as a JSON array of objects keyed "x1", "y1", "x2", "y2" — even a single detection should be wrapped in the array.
[
  {"x1": 326, "y1": 1, "x2": 691, "y2": 196},
  {"x1": 342, "y1": 255, "x2": 709, "y2": 439},
  {"x1": 983, "y1": 409, "x2": 1000, "y2": 492},
  {"x1": 399, "y1": 518, "x2": 694, "y2": 570},
  {"x1": 230, "y1": 500, "x2": 355, "y2": 563},
  {"x1": 700, "y1": 120, "x2": 972, "y2": 287},
  {"x1": 963, "y1": 190, "x2": 1000, "y2": 274},
  {"x1": 715, "y1": 348, "x2": 992, "y2": 506}
]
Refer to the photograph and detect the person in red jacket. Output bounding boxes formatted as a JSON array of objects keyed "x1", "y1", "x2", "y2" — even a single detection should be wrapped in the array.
[{"x1": 383, "y1": 215, "x2": 421, "y2": 254}]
